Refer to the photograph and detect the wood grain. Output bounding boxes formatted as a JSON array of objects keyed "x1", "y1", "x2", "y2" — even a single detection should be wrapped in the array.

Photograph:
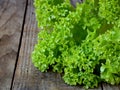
[
  {"x1": 102, "y1": 83, "x2": 120, "y2": 90},
  {"x1": 0, "y1": 0, "x2": 26, "y2": 90},
  {"x1": 12, "y1": 0, "x2": 102, "y2": 90}
]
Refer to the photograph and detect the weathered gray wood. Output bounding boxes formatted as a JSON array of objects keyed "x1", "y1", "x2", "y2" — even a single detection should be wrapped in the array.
[
  {"x1": 103, "y1": 83, "x2": 120, "y2": 90},
  {"x1": 12, "y1": 0, "x2": 102, "y2": 90},
  {"x1": 0, "y1": 0, "x2": 26, "y2": 90}
]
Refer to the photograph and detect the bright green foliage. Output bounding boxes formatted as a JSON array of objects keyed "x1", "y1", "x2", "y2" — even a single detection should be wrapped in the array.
[{"x1": 32, "y1": 0, "x2": 120, "y2": 89}]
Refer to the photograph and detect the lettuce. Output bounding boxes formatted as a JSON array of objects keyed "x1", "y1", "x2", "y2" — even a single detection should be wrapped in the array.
[{"x1": 32, "y1": 0, "x2": 120, "y2": 89}]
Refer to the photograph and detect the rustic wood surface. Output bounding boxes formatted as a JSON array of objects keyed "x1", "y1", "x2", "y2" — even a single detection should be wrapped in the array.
[
  {"x1": 0, "y1": 0, "x2": 26, "y2": 90},
  {"x1": 0, "y1": 0, "x2": 120, "y2": 90},
  {"x1": 102, "y1": 84, "x2": 120, "y2": 90}
]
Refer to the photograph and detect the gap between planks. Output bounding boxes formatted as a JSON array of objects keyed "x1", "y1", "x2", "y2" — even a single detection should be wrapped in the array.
[
  {"x1": 0, "y1": 0, "x2": 27, "y2": 90},
  {"x1": 10, "y1": 0, "x2": 28, "y2": 90}
]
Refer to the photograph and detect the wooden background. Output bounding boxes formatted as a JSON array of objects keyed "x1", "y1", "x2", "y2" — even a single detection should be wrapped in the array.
[{"x1": 0, "y1": 0, "x2": 120, "y2": 90}]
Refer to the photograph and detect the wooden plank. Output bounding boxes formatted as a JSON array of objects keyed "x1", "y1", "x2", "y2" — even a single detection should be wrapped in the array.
[
  {"x1": 102, "y1": 83, "x2": 120, "y2": 90},
  {"x1": 12, "y1": 0, "x2": 102, "y2": 90},
  {"x1": 0, "y1": 0, "x2": 27, "y2": 90}
]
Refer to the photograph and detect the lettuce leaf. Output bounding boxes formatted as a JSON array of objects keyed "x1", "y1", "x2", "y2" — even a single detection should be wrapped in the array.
[{"x1": 32, "y1": 0, "x2": 120, "y2": 89}]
